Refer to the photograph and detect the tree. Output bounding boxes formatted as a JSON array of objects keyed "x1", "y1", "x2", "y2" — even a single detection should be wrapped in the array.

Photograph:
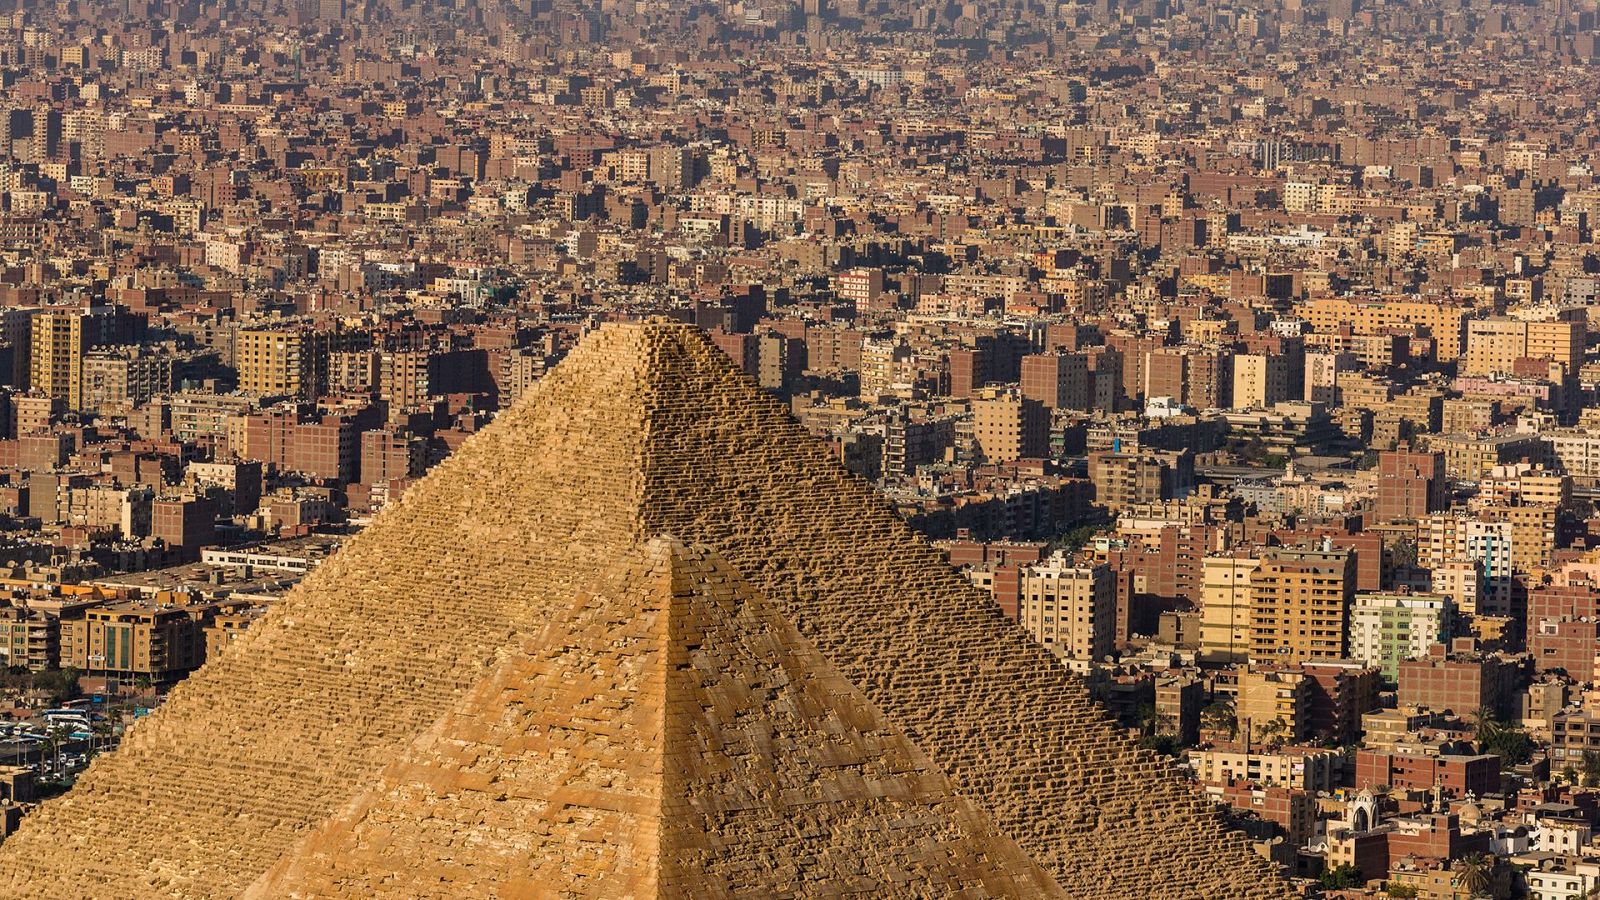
[
  {"x1": 1382, "y1": 883, "x2": 1418, "y2": 898},
  {"x1": 1472, "y1": 706, "x2": 1500, "y2": 738},
  {"x1": 1582, "y1": 750, "x2": 1600, "y2": 788},
  {"x1": 1389, "y1": 539, "x2": 1418, "y2": 570},
  {"x1": 1135, "y1": 701, "x2": 1159, "y2": 736},
  {"x1": 1321, "y1": 863, "x2": 1363, "y2": 890},
  {"x1": 1475, "y1": 707, "x2": 1532, "y2": 766},
  {"x1": 1139, "y1": 733, "x2": 1180, "y2": 757},
  {"x1": 89, "y1": 717, "x2": 114, "y2": 759},
  {"x1": 1453, "y1": 853, "x2": 1492, "y2": 898},
  {"x1": 1260, "y1": 716, "x2": 1289, "y2": 746},
  {"x1": 1483, "y1": 724, "x2": 1533, "y2": 767},
  {"x1": 30, "y1": 668, "x2": 81, "y2": 705},
  {"x1": 1201, "y1": 702, "x2": 1237, "y2": 740},
  {"x1": 1047, "y1": 525, "x2": 1102, "y2": 556},
  {"x1": 39, "y1": 723, "x2": 69, "y2": 779}
]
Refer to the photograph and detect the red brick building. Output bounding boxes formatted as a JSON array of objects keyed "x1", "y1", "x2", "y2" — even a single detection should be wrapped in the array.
[
  {"x1": 1531, "y1": 618, "x2": 1600, "y2": 682},
  {"x1": 1201, "y1": 779, "x2": 1318, "y2": 847},
  {"x1": 947, "y1": 348, "x2": 985, "y2": 400},
  {"x1": 1383, "y1": 813, "x2": 1493, "y2": 868},
  {"x1": 151, "y1": 495, "x2": 216, "y2": 562},
  {"x1": 1397, "y1": 644, "x2": 1527, "y2": 720},
  {"x1": 1354, "y1": 750, "x2": 1500, "y2": 796},
  {"x1": 1020, "y1": 351, "x2": 1089, "y2": 410},
  {"x1": 1302, "y1": 661, "x2": 1383, "y2": 744},
  {"x1": 1375, "y1": 448, "x2": 1448, "y2": 524}
]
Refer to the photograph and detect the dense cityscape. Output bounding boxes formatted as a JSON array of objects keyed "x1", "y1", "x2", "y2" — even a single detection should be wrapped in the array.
[{"x1": 0, "y1": 0, "x2": 1594, "y2": 896}]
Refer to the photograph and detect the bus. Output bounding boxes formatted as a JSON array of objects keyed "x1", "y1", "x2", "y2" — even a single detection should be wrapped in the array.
[{"x1": 42, "y1": 709, "x2": 91, "y2": 728}]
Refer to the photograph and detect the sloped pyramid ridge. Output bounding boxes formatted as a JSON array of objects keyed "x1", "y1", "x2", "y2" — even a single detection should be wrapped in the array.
[
  {"x1": 0, "y1": 320, "x2": 1290, "y2": 898},
  {"x1": 245, "y1": 537, "x2": 1062, "y2": 899}
]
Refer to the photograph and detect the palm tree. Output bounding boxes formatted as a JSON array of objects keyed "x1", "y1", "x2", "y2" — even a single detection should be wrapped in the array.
[
  {"x1": 1201, "y1": 702, "x2": 1236, "y2": 740},
  {"x1": 1135, "y1": 701, "x2": 1159, "y2": 737},
  {"x1": 1453, "y1": 853, "x2": 1492, "y2": 898},
  {"x1": 39, "y1": 723, "x2": 68, "y2": 778},
  {"x1": 1260, "y1": 717, "x2": 1289, "y2": 746},
  {"x1": 1472, "y1": 707, "x2": 1501, "y2": 742},
  {"x1": 89, "y1": 717, "x2": 115, "y2": 760}
]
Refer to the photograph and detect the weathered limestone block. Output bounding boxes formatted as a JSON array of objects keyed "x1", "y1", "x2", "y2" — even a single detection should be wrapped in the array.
[{"x1": 246, "y1": 538, "x2": 1061, "y2": 899}]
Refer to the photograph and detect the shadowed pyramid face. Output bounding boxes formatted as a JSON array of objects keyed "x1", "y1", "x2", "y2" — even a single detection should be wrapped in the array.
[
  {"x1": 0, "y1": 322, "x2": 1289, "y2": 899},
  {"x1": 245, "y1": 537, "x2": 1063, "y2": 899}
]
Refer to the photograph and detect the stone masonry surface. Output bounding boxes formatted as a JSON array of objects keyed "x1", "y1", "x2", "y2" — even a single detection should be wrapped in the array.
[
  {"x1": 0, "y1": 321, "x2": 1290, "y2": 898},
  {"x1": 246, "y1": 537, "x2": 1061, "y2": 898}
]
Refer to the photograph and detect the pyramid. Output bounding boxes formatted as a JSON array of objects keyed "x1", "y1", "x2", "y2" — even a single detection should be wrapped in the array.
[
  {"x1": 244, "y1": 538, "x2": 1062, "y2": 898},
  {"x1": 0, "y1": 321, "x2": 1290, "y2": 898}
]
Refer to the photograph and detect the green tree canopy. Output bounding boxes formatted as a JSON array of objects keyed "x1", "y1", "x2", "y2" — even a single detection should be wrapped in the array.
[{"x1": 1321, "y1": 863, "x2": 1363, "y2": 890}]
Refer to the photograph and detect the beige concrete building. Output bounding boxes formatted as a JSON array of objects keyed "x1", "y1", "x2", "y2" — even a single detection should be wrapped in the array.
[
  {"x1": 1547, "y1": 430, "x2": 1600, "y2": 486},
  {"x1": 1298, "y1": 297, "x2": 1473, "y2": 361},
  {"x1": 1190, "y1": 745, "x2": 1338, "y2": 791},
  {"x1": 1088, "y1": 449, "x2": 1194, "y2": 512},
  {"x1": 1360, "y1": 707, "x2": 1449, "y2": 752},
  {"x1": 1019, "y1": 558, "x2": 1115, "y2": 670},
  {"x1": 1236, "y1": 667, "x2": 1312, "y2": 744},
  {"x1": 60, "y1": 597, "x2": 211, "y2": 682},
  {"x1": 1232, "y1": 353, "x2": 1289, "y2": 410},
  {"x1": 1463, "y1": 317, "x2": 1582, "y2": 377},
  {"x1": 1419, "y1": 514, "x2": 1515, "y2": 615},
  {"x1": 0, "y1": 606, "x2": 56, "y2": 672},
  {"x1": 79, "y1": 348, "x2": 173, "y2": 411},
  {"x1": 1427, "y1": 432, "x2": 1544, "y2": 482},
  {"x1": 971, "y1": 388, "x2": 1049, "y2": 463},
  {"x1": 1429, "y1": 559, "x2": 1484, "y2": 617}
]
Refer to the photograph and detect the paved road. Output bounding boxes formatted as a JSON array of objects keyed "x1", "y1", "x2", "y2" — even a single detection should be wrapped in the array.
[{"x1": 0, "y1": 736, "x2": 90, "y2": 768}]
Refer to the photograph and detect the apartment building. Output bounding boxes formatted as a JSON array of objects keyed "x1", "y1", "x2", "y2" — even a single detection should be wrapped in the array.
[{"x1": 1249, "y1": 546, "x2": 1357, "y2": 666}]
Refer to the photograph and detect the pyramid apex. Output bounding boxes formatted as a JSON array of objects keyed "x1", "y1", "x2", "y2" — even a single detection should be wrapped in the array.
[
  {"x1": 642, "y1": 533, "x2": 688, "y2": 555},
  {"x1": 641, "y1": 533, "x2": 696, "y2": 580},
  {"x1": 631, "y1": 315, "x2": 697, "y2": 330}
]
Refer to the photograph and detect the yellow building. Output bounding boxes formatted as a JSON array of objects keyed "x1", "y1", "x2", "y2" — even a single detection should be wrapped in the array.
[
  {"x1": 1232, "y1": 353, "x2": 1289, "y2": 410},
  {"x1": 1249, "y1": 547, "x2": 1355, "y2": 666},
  {"x1": 29, "y1": 311, "x2": 84, "y2": 408},
  {"x1": 235, "y1": 325, "x2": 346, "y2": 400},
  {"x1": 1200, "y1": 555, "x2": 1259, "y2": 665},
  {"x1": 29, "y1": 307, "x2": 141, "y2": 412},
  {"x1": 1298, "y1": 297, "x2": 1474, "y2": 361},
  {"x1": 1236, "y1": 667, "x2": 1312, "y2": 744},
  {"x1": 1463, "y1": 317, "x2": 1582, "y2": 377}
]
